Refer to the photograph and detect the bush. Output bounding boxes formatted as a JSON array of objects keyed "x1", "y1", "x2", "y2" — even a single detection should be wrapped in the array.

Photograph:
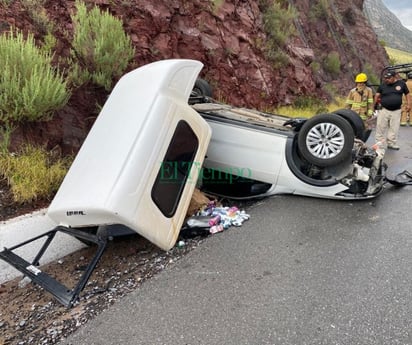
[
  {"x1": 0, "y1": 30, "x2": 69, "y2": 124},
  {"x1": 21, "y1": 0, "x2": 54, "y2": 35},
  {"x1": 310, "y1": 61, "x2": 321, "y2": 73},
  {"x1": 293, "y1": 95, "x2": 324, "y2": 109},
  {"x1": 211, "y1": 0, "x2": 224, "y2": 12},
  {"x1": 0, "y1": 145, "x2": 71, "y2": 203},
  {"x1": 70, "y1": 0, "x2": 135, "y2": 90},
  {"x1": 362, "y1": 63, "x2": 379, "y2": 87},
  {"x1": 261, "y1": 0, "x2": 297, "y2": 67},
  {"x1": 309, "y1": 0, "x2": 329, "y2": 21},
  {"x1": 323, "y1": 51, "x2": 341, "y2": 75}
]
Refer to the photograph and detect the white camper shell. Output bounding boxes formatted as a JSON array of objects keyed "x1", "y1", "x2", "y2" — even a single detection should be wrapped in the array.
[{"x1": 48, "y1": 59, "x2": 211, "y2": 250}]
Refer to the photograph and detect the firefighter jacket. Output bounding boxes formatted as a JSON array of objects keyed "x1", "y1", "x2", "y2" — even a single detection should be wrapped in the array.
[
  {"x1": 345, "y1": 86, "x2": 374, "y2": 120},
  {"x1": 402, "y1": 80, "x2": 412, "y2": 107}
]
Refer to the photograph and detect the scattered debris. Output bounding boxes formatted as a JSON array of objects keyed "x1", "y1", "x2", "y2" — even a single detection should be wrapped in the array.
[{"x1": 180, "y1": 201, "x2": 250, "y2": 239}]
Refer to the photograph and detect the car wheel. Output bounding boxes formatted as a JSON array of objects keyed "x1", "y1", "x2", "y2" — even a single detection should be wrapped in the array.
[
  {"x1": 191, "y1": 78, "x2": 213, "y2": 98},
  {"x1": 297, "y1": 114, "x2": 354, "y2": 167},
  {"x1": 333, "y1": 108, "x2": 365, "y2": 140}
]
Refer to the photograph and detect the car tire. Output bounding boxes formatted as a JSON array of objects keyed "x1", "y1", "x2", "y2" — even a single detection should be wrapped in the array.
[
  {"x1": 297, "y1": 113, "x2": 354, "y2": 167},
  {"x1": 333, "y1": 109, "x2": 365, "y2": 140},
  {"x1": 191, "y1": 78, "x2": 213, "y2": 98}
]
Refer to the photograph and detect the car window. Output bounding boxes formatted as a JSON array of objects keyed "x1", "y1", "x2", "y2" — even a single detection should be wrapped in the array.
[{"x1": 151, "y1": 120, "x2": 199, "y2": 217}]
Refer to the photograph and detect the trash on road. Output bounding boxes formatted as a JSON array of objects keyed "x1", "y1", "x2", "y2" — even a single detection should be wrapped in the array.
[{"x1": 179, "y1": 201, "x2": 250, "y2": 240}]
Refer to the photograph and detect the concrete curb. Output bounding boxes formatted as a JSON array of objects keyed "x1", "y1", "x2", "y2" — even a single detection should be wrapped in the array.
[{"x1": 0, "y1": 209, "x2": 84, "y2": 284}]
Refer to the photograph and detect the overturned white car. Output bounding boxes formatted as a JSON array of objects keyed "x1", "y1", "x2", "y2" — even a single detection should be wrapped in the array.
[
  {"x1": 0, "y1": 59, "x2": 402, "y2": 307},
  {"x1": 192, "y1": 93, "x2": 385, "y2": 201}
]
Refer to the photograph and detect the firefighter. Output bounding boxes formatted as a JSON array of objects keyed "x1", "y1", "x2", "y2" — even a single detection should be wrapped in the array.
[
  {"x1": 345, "y1": 73, "x2": 374, "y2": 130},
  {"x1": 400, "y1": 72, "x2": 412, "y2": 126}
]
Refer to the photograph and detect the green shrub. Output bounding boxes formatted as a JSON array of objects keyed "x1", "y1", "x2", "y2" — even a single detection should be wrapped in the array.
[
  {"x1": 0, "y1": 145, "x2": 72, "y2": 203},
  {"x1": 0, "y1": 30, "x2": 69, "y2": 124},
  {"x1": 362, "y1": 63, "x2": 379, "y2": 87},
  {"x1": 293, "y1": 95, "x2": 328, "y2": 113},
  {"x1": 261, "y1": 0, "x2": 297, "y2": 67},
  {"x1": 323, "y1": 51, "x2": 341, "y2": 75},
  {"x1": 310, "y1": 61, "x2": 321, "y2": 73},
  {"x1": 211, "y1": 0, "x2": 224, "y2": 12},
  {"x1": 41, "y1": 32, "x2": 57, "y2": 53},
  {"x1": 21, "y1": 0, "x2": 53, "y2": 35},
  {"x1": 293, "y1": 95, "x2": 322, "y2": 109},
  {"x1": 322, "y1": 83, "x2": 339, "y2": 103},
  {"x1": 70, "y1": 0, "x2": 135, "y2": 90},
  {"x1": 309, "y1": 0, "x2": 329, "y2": 21}
]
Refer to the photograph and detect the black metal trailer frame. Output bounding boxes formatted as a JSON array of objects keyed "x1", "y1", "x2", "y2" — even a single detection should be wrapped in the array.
[{"x1": 0, "y1": 225, "x2": 115, "y2": 307}]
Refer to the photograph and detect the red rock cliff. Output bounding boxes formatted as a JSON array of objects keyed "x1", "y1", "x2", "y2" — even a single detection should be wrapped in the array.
[{"x1": 0, "y1": 0, "x2": 389, "y2": 152}]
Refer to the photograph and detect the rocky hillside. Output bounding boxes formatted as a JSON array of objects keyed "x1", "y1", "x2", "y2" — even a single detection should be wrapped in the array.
[
  {"x1": 364, "y1": 0, "x2": 412, "y2": 53},
  {"x1": 0, "y1": 0, "x2": 389, "y2": 153}
]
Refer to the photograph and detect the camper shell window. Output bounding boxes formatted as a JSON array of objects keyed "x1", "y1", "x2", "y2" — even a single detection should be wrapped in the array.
[{"x1": 151, "y1": 120, "x2": 199, "y2": 217}]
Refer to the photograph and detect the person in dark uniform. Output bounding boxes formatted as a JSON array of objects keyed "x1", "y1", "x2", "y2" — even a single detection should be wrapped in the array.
[{"x1": 374, "y1": 71, "x2": 411, "y2": 150}]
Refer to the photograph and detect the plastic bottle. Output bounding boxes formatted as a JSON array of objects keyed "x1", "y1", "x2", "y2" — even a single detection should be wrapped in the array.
[{"x1": 208, "y1": 214, "x2": 221, "y2": 226}]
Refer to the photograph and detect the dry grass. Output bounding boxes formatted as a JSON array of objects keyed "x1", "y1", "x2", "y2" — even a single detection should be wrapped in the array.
[
  {"x1": 0, "y1": 145, "x2": 72, "y2": 203},
  {"x1": 273, "y1": 96, "x2": 346, "y2": 118},
  {"x1": 385, "y1": 47, "x2": 412, "y2": 65}
]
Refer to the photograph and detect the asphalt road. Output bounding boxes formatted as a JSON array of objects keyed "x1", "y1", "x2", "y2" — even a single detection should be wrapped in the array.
[{"x1": 61, "y1": 128, "x2": 412, "y2": 345}]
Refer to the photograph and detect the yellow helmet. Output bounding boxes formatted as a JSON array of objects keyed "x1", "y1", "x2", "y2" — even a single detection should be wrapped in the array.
[{"x1": 355, "y1": 73, "x2": 368, "y2": 83}]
